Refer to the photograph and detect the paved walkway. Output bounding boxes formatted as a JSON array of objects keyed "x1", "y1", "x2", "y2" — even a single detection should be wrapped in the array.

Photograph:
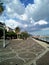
[
  {"x1": 0, "y1": 38, "x2": 49, "y2": 65},
  {"x1": 32, "y1": 38, "x2": 49, "y2": 65},
  {"x1": 33, "y1": 38, "x2": 49, "y2": 49}
]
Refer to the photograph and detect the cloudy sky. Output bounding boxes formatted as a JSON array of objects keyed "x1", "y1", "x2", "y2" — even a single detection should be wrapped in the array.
[{"x1": 0, "y1": 0, "x2": 49, "y2": 35}]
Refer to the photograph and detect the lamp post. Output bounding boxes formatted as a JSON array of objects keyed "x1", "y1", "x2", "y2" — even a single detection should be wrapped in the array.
[
  {"x1": 3, "y1": 25, "x2": 5, "y2": 48},
  {"x1": 0, "y1": 24, "x2": 5, "y2": 48}
]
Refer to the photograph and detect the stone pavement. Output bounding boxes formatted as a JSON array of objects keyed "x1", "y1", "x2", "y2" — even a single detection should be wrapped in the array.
[{"x1": 0, "y1": 38, "x2": 49, "y2": 65}]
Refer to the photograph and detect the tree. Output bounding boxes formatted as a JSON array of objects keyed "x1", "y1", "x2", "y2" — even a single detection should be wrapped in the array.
[
  {"x1": 15, "y1": 27, "x2": 20, "y2": 39},
  {"x1": 0, "y1": 28, "x2": 3, "y2": 38},
  {"x1": 5, "y1": 31, "x2": 17, "y2": 39},
  {"x1": 0, "y1": 22, "x2": 5, "y2": 38},
  {"x1": 0, "y1": 3, "x2": 4, "y2": 14},
  {"x1": 21, "y1": 31, "x2": 30, "y2": 39},
  {"x1": 0, "y1": 22, "x2": 5, "y2": 26},
  {"x1": 0, "y1": 22, "x2": 5, "y2": 47},
  {"x1": 15, "y1": 27, "x2": 20, "y2": 33},
  {"x1": 0, "y1": 2, "x2": 5, "y2": 48}
]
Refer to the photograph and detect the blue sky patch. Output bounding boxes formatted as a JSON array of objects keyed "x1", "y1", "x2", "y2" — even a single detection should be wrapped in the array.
[{"x1": 20, "y1": 0, "x2": 34, "y2": 7}]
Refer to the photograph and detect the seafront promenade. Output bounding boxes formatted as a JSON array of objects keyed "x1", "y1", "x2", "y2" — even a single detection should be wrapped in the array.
[{"x1": 0, "y1": 37, "x2": 49, "y2": 65}]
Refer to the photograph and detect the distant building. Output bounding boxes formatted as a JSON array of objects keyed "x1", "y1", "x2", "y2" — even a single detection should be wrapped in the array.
[
  {"x1": 5, "y1": 26, "x2": 13, "y2": 32},
  {"x1": 13, "y1": 29, "x2": 15, "y2": 32}
]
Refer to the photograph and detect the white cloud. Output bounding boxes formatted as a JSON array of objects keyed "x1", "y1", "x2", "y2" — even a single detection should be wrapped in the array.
[
  {"x1": 24, "y1": 24, "x2": 28, "y2": 28},
  {"x1": 34, "y1": 20, "x2": 48, "y2": 25},
  {"x1": 1, "y1": 0, "x2": 11, "y2": 3},
  {"x1": 5, "y1": 19, "x2": 23, "y2": 29},
  {"x1": 3, "y1": 0, "x2": 26, "y2": 21},
  {"x1": 1, "y1": 0, "x2": 49, "y2": 34},
  {"x1": 30, "y1": 18, "x2": 35, "y2": 24},
  {"x1": 6, "y1": 6, "x2": 12, "y2": 12},
  {"x1": 20, "y1": 14, "x2": 28, "y2": 21},
  {"x1": 5, "y1": 0, "x2": 25, "y2": 15},
  {"x1": 34, "y1": 0, "x2": 41, "y2": 4},
  {"x1": 41, "y1": 28, "x2": 49, "y2": 31},
  {"x1": 25, "y1": 0, "x2": 49, "y2": 22}
]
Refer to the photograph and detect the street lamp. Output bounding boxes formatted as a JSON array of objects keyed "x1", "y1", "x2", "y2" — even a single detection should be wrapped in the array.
[
  {"x1": 0, "y1": 23, "x2": 5, "y2": 48},
  {"x1": 3, "y1": 25, "x2": 5, "y2": 48}
]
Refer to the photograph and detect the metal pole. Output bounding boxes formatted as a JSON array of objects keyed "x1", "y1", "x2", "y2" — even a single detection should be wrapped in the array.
[
  {"x1": 3, "y1": 25, "x2": 5, "y2": 48},
  {"x1": 0, "y1": 25, "x2": 5, "y2": 48}
]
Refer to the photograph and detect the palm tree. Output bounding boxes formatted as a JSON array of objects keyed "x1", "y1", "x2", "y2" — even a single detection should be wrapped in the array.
[{"x1": 15, "y1": 27, "x2": 20, "y2": 39}]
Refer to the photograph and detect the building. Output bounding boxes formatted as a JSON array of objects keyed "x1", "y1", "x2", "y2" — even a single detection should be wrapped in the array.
[{"x1": 5, "y1": 26, "x2": 13, "y2": 32}]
